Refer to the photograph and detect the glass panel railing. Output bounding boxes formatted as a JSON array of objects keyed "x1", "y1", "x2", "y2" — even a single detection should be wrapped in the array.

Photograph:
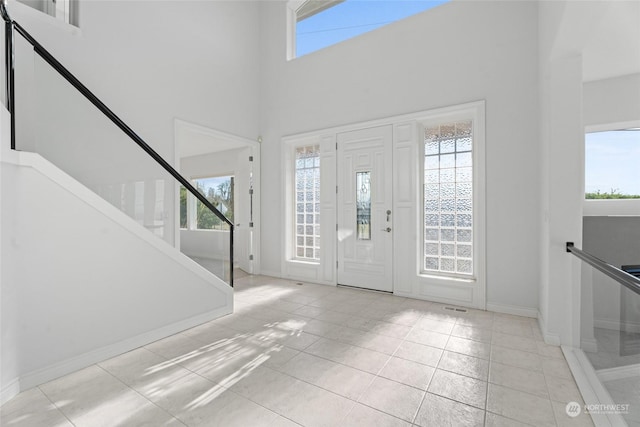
[
  {"x1": 181, "y1": 200, "x2": 232, "y2": 283},
  {"x1": 580, "y1": 262, "x2": 639, "y2": 425},
  {"x1": 13, "y1": 41, "x2": 232, "y2": 286}
]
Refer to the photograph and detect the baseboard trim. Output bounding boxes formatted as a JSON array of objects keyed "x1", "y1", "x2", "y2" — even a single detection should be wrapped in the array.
[
  {"x1": 0, "y1": 378, "x2": 21, "y2": 406},
  {"x1": 486, "y1": 302, "x2": 537, "y2": 318},
  {"x1": 594, "y1": 318, "x2": 640, "y2": 334},
  {"x1": 597, "y1": 363, "x2": 640, "y2": 383},
  {"x1": 260, "y1": 269, "x2": 283, "y2": 279},
  {"x1": 538, "y1": 311, "x2": 561, "y2": 345},
  {"x1": 12, "y1": 306, "x2": 231, "y2": 397},
  {"x1": 562, "y1": 345, "x2": 628, "y2": 427},
  {"x1": 581, "y1": 338, "x2": 599, "y2": 353},
  {"x1": 181, "y1": 252, "x2": 225, "y2": 262},
  {"x1": 393, "y1": 291, "x2": 483, "y2": 311}
]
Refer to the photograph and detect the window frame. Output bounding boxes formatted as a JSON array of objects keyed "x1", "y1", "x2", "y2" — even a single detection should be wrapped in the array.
[
  {"x1": 583, "y1": 121, "x2": 640, "y2": 217},
  {"x1": 292, "y1": 144, "x2": 321, "y2": 262},
  {"x1": 418, "y1": 106, "x2": 485, "y2": 283},
  {"x1": 16, "y1": 0, "x2": 79, "y2": 27},
  {"x1": 285, "y1": 1, "x2": 302, "y2": 61},
  {"x1": 181, "y1": 174, "x2": 234, "y2": 232}
]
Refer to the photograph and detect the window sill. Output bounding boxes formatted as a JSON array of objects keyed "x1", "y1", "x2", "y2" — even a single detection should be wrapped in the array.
[
  {"x1": 419, "y1": 272, "x2": 476, "y2": 284},
  {"x1": 583, "y1": 199, "x2": 640, "y2": 217},
  {"x1": 181, "y1": 228, "x2": 230, "y2": 233},
  {"x1": 288, "y1": 259, "x2": 320, "y2": 266}
]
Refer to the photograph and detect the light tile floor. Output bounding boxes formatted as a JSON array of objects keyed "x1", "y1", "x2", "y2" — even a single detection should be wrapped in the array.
[{"x1": 1, "y1": 275, "x2": 595, "y2": 426}]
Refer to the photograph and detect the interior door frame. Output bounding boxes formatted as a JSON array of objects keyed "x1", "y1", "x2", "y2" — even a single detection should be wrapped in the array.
[
  {"x1": 174, "y1": 119, "x2": 261, "y2": 276},
  {"x1": 336, "y1": 125, "x2": 394, "y2": 292}
]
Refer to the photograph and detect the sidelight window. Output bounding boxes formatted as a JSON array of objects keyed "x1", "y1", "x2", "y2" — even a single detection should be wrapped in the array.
[
  {"x1": 423, "y1": 120, "x2": 473, "y2": 275},
  {"x1": 294, "y1": 145, "x2": 321, "y2": 260}
]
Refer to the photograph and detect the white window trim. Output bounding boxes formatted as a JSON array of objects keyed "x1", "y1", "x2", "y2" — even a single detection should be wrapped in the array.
[
  {"x1": 584, "y1": 121, "x2": 640, "y2": 217},
  {"x1": 418, "y1": 109, "x2": 484, "y2": 281},
  {"x1": 285, "y1": 1, "x2": 304, "y2": 61},
  {"x1": 413, "y1": 102, "x2": 486, "y2": 309}
]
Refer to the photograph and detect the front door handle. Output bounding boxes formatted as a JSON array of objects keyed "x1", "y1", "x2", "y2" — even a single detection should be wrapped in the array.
[{"x1": 381, "y1": 227, "x2": 392, "y2": 232}]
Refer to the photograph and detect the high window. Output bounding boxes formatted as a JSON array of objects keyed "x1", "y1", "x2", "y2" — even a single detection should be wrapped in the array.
[
  {"x1": 16, "y1": 0, "x2": 79, "y2": 26},
  {"x1": 585, "y1": 129, "x2": 640, "y2": 199},
  {"x1": 288, "y1": 0, "x2": 449, "y2": 59},
  {"x1": 423, "y1": 120, "x2": 473, "y2": 276},
  {"x1": 180, "y1": 176, "x2": 234, "y2": 231},
  {"x1": 294, "y1": 145, "x2": 321, "y2": 260}
]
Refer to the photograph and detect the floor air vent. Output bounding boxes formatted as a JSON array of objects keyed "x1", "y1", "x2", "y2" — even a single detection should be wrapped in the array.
[{"x1": 444, "y1": 306, "x2": 467, "y2": 313}]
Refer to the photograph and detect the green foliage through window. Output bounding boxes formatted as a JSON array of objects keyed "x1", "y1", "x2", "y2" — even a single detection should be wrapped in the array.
[
  {"x1": 585, "y1": 189, "x2": 640, "y2": 200},
  {"x1": 180, "y1": 176, "x2": 234, "y2": 230},
  {"x1": 180, "y1": 186, "x2": 188, "y2": 228}
]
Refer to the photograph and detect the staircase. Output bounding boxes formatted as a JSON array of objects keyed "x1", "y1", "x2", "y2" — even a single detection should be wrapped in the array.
[{"x1": 0, "y1": 3, "x2": 234, "y2": 404}]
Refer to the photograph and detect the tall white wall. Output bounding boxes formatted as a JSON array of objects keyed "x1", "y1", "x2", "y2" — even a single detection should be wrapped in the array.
[
  {"x1": 9, "y1": 0, "x2": 261, "y2": 163},
  {"x1": 258, "y1": 0, "x2": 541, "y2": 312}
]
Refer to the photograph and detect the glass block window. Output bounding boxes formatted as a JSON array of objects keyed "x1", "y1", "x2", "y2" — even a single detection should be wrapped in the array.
[
  {"x1": 294, "y1": 145, "x2": 320, "y2": 260},
  {"x1": 424, "y1": 121, "x2": 473, "y2": 275}
]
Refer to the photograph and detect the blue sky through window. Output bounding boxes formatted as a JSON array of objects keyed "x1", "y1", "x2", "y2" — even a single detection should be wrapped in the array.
[
  {"x1": 296, "y1": 0, "x2": 449, "y2": 57},
  {"x1": 585, "y1": 130, "x2": 640, "y2": 197}
]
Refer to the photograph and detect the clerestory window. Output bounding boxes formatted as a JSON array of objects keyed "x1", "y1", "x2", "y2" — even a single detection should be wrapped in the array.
[{"x1": 16, "y1": 0, "x2": 79, "y2": 27}]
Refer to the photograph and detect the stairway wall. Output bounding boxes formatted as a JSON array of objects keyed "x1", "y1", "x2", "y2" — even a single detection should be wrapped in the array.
[{"x1": 1, "y1": 127, "x2": 233, "y2": 403}]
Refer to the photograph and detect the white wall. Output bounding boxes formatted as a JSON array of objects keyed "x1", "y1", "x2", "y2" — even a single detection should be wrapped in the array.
[
  {"x1": 259, "y1": 1, "x2": 541, "y2": 312},
  {"x1": 0, "y1": 113, "x2": 20, "y2": 403},
  {"x1": 10, "y1": 0, "x2": 261, "y2": 159},
  {"x1": 537, "y1": 0, "x2": 585, "y2": 346},
  {"x1": 8, "y1": 0, "x2": 261, "y2": 246},
  {"x1": 583, "y1": 73, "x2": 640, "y2": 128},
  {"x1": 0, "y1": 147, "x2": 232, "y2": 403}
]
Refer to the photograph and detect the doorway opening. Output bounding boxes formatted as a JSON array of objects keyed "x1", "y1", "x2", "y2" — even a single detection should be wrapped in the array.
[{"x1": 175, "y1": 119, "x2": 260, "y2": 280}]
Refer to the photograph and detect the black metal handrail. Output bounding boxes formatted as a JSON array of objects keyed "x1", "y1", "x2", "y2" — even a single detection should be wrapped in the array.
[
  {"x1": 566, "y1": 242, "x2": 640, "y2": 296},
  {"x1": 1, "y1": 1, "x2": 233, "y2": 286}
]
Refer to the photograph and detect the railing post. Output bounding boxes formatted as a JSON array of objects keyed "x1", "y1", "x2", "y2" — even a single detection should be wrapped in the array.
[
  {"x1": 1, "y1": 0, "x2": 15, "y2": 149},
  {"x1": 230, "y1": 225, "x2": 234, "y2": 287}
]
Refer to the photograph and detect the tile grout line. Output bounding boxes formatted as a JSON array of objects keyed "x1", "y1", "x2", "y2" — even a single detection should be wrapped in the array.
[
  {"x1": 94, "y1": 364, "x2": 188, "y2": 426},
  {"x1": 36, "y1": 385, "x2": 77, "y2": 427}
]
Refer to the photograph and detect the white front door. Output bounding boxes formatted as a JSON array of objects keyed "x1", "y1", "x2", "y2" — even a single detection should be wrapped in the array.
[{"x1": 337, "y1": 126, "x2": 393, "y2": 292}]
